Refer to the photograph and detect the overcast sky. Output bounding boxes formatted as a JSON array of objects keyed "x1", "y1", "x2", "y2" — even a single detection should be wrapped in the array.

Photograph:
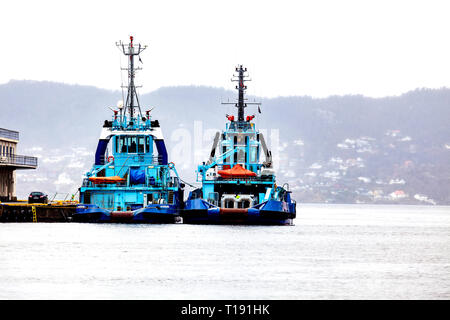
[{"x1": 1, "y1": 0, "x2": 450, "y2": 98}]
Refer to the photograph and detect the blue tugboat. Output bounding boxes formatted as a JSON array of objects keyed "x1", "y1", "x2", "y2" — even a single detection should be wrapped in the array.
[
  {"x1": 74, "y1": 36, "x2": 184, "y2": 223},
  {"x1": 182, "y1": 65, "x2": 296, "y2": 225}
]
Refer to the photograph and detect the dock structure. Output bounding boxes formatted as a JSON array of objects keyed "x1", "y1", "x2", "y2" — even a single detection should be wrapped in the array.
[
  {"x1": 0, "y1": 128, "x2": 38, "y2": 202},
  {"x1": 0, "y1": 202, "x2": 76, "y2": 222}
]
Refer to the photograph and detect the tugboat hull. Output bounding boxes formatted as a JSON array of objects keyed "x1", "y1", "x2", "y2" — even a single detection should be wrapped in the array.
[
  {"x1": 133, "y1": 204, "x2": 181, "y2": 223},
  {"x1": 182, "y1": 199, "x2": 295, "y2": 225},
  {"x1": 73, "y1": 204, "x2": 111, "y2": 222},
  {"x1": 74, "y1": 204, "x2": 180, "y2": 223}
]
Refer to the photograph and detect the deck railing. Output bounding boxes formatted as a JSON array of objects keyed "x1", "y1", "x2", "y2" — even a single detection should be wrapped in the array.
[
  {"x1": 0, "y1": 154, "x2": 38, "y2": 167},
  {"x1": 100, "y1": 155, "x2": 163, "y2": 166},
  {"x1": 228, "y1": 122, "x2": 253, "y2": 131}
]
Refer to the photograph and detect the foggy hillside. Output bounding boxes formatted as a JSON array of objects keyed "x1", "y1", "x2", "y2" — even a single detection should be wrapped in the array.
[{"x1": 1, "y1": 80, "x2": 449, "y2": 204}]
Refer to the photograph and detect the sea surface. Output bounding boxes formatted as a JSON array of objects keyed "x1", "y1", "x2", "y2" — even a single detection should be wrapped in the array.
[{"x1": 0, "y1": 204, "x2": 449, "y2": 300}]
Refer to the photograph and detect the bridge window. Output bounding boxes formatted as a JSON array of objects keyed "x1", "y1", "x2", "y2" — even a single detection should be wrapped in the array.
[
  {"x1": 145, "y1": 136, "x2": 150, "y2": 153},
  {"x1": 118, "y1": 135, "x2": 150, "y2": 153},
  {"x1": 138, "y1": 136, "x2": 145, "y2": 153},
  {"x1": 119, "y1": 136, "x2": 127, "y2": 153},
  {"x1": 116, "y1": 135, "x2": 148, "y2": 154},
  {"x1": 128, "y1": 136, "x2": 137, "y2": 153}
]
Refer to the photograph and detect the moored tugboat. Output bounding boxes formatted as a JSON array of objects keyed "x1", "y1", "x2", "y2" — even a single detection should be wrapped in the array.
[
  {"x1": 74, "y1": 36, "x2": 184, "y2": 223},
  {"x1": 182, "y1": 65, "x2": 296, "y2": 225}
]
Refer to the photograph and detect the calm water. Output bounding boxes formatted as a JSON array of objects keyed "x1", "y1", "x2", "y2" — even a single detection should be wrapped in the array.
[{"x1": 0, "y1": 204, "x2": 449, "y2": 300}]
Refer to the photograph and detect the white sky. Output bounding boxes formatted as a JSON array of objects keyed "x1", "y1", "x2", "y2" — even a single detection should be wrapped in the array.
[{"x1": 1, "y1": 0, "x2": 450, "y2": 98}]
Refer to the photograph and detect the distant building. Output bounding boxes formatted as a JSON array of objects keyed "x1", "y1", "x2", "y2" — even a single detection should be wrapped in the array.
[
  {"x1": 0, "y1": 128, "x2": 38, "y2": 201},
  {"x1": 389, "y1": 178, "x2": 406, "y2": 185},
  {"x1": 389, "y1": 190, "x2": 407, "y2": 200}
]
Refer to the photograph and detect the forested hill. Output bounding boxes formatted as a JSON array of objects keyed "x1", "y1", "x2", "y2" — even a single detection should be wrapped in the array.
[{"x1": 1, "y1": 80, "x2": 449, "y2": 204}]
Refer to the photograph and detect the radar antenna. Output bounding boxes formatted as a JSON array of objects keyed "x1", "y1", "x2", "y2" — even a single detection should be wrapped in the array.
[
  {"x1": 222, "y1": 65, "x2": 260, "y2": 122},
  {"x1": 116, "y1": 36, "x2": 148, "y2": 122}
]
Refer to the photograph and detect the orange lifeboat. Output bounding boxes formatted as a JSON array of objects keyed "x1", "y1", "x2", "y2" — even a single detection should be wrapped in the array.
[
  {"x1": 88, "y1": 176, "x2": 126, "y2": 184},
  {"x1": 217, "y1": 164, "x2": 257, "y2": 178}
]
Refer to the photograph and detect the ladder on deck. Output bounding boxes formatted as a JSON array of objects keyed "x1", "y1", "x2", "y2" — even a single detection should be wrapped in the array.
[
  {"x1": 168, "y1": 191, "x2": 174, "y2": 204},
  {"x1": 32, "y1": 206, "x2": 37, "y2": 222}
]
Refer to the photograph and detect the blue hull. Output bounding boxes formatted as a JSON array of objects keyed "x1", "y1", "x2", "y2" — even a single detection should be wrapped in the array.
[
  {"x1": 182, "y1": 199, "x2": 296, "y2": 225},
  {"x1": 73, "y1": 204, "x2": 180, "y2": 223},
  {"x1": 133, "y1": 204, "x2": 181, "y2": 223},
  {"x1": 73, "y1": 204, "x2": 111, "y2": 222}
]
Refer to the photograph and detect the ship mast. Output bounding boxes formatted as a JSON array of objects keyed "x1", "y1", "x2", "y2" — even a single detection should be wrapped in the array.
[
  {"x1": 223, "y1": 65, "x2": 260, "y2": 122},
  {"x1": 116, "y1": 36, "x2": 147, "y2": 122},
  {"x1": 235, "y1": 65, "x2": 247, "y2": 122}
]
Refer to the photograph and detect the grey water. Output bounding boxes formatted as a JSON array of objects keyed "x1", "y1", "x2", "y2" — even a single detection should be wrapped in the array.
[{"x1": 0, "y1": 204, "x2": 449, "y2": 300}]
